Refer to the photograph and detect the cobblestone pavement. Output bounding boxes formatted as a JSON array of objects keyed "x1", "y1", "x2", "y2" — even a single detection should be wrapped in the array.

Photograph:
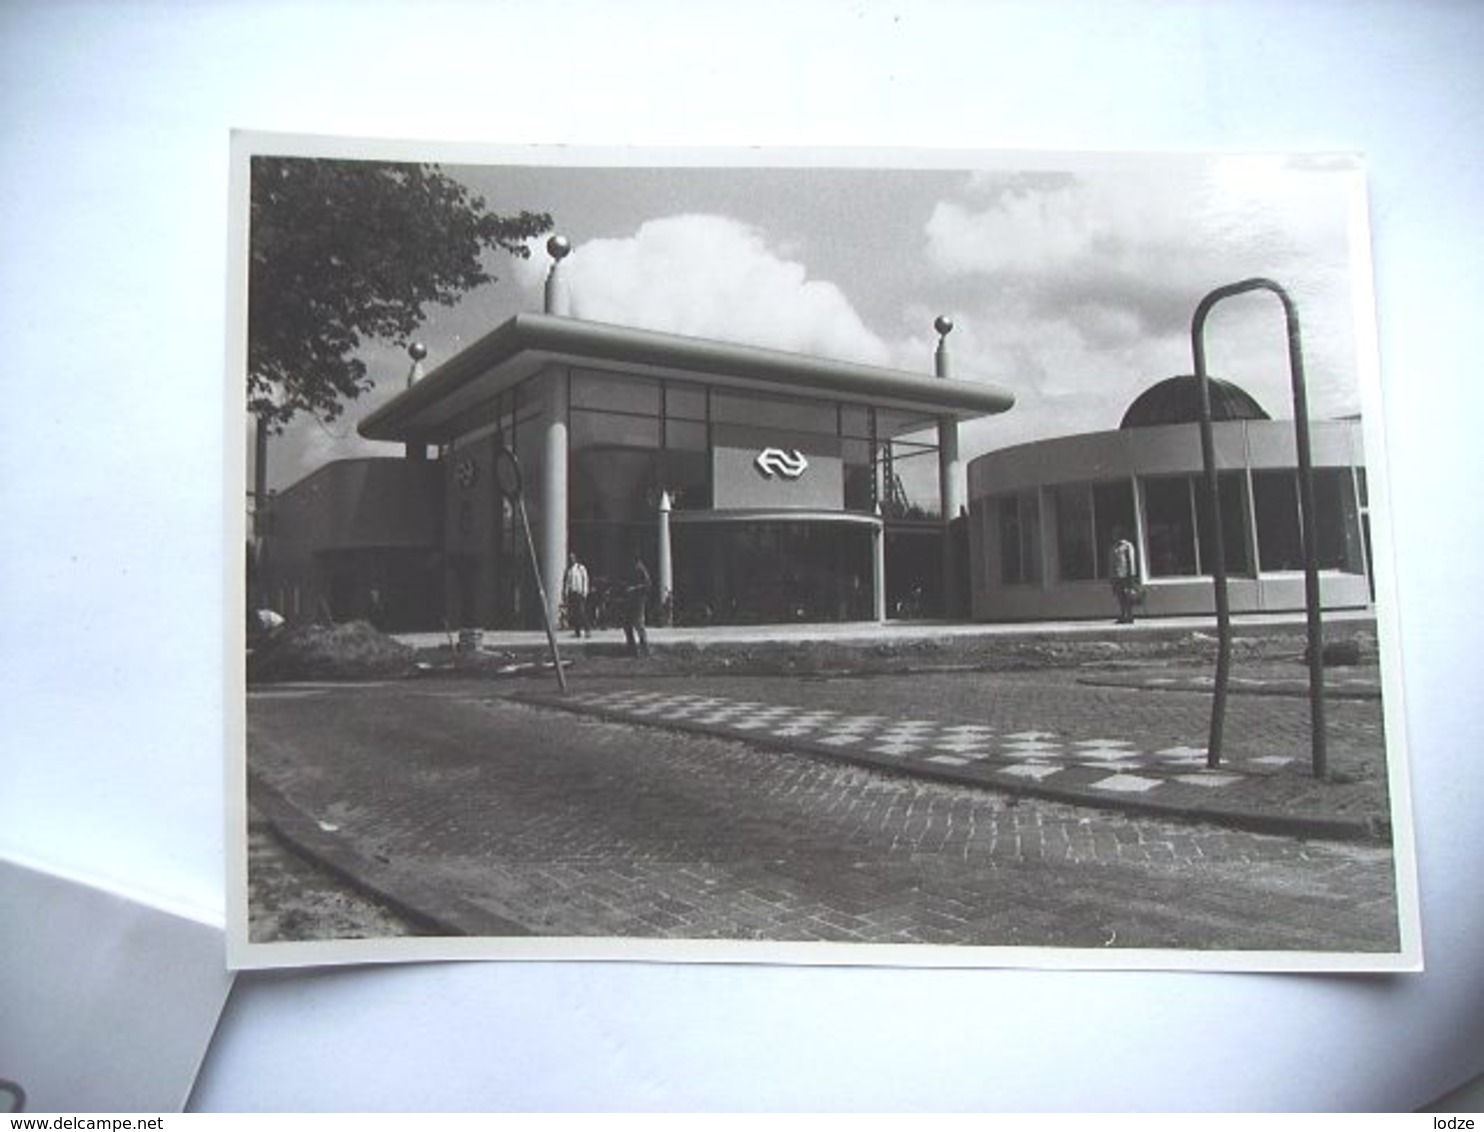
[
  {"x1": 524, "y1": 666, "x2": 1394, "y2": 831},
  {"x1": 246, "y1": 677, "x2": 1401, "y2": 954}
]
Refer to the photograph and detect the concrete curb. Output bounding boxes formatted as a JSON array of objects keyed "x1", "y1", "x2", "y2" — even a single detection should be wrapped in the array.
[
  {"x1": 249, "y1": 773, "x2": 533, "y2": 938},
  {"x1": 514, "y1": 693, "x2": 1390, "y2": 846}
]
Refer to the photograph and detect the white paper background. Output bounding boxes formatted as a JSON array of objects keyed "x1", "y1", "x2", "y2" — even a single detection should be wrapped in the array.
[{"x1": 2, "y1": 0, "x2": 1480, "y2": 1111}]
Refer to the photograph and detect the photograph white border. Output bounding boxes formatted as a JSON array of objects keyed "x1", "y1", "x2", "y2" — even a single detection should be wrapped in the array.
[{"x1": 226, "y1": 132, "x2": 1420, "y2": 976}]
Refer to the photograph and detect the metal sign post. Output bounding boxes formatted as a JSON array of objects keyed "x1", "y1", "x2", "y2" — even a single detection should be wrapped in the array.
[
  {"x1": 1190, "y1": 278, "x2": 1327, "y2": 778},
  {"x1": 494, "y1": 445, "x2": 568, "y2": 694}
]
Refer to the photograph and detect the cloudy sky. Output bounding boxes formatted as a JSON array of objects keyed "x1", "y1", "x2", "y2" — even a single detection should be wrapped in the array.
[{"x1": 259, "y1": 149, "x2": 1371, "y2": 491}]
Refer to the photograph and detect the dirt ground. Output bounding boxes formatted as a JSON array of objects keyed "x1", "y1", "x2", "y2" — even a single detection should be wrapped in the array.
[{"x1": 247, "y1": 812, "x2": 423, "y2": 942}]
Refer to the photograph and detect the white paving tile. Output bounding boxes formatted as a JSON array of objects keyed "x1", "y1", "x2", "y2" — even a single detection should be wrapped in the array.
[
  {"x1": 579, "y1": 692, "x2": 1256, "y2": 799},
  {"x1": 934, "y1": 747, "x2": 990, "y2": 761},
  {"x1": 870, "y1": 742, "x2": 921, "y2": 757},
  {"x1": 1089, "y1": 773, "x2": 1163, "y2": 794},
  {"x1": 998, "y1": 763, "x2": 1063, "y2": 781},
  {"x1": 1001, "y1": 741, "x2": 1064, "y2": 756},
  {"x1": 1174, "y1": 773, "x2": 1243, "y2": 787}
]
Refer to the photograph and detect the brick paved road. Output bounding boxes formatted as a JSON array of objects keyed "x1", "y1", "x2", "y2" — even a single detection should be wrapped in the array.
[
  {"x1": 246, "y1": 678, "x2": 1400, "y2": 953},
  {"x1": 527, "y1": 668, "x2": 1393, "y2": 828}
]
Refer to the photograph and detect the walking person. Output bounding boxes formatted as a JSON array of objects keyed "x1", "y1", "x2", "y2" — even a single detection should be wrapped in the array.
[
  {"x1": 1109, "y1": 528, "x2": 1139, "y2": 625},
  {"x1": 621, "y1": 551, "x2": 652, "y2": 658},
  {"x1": 563, "y1": 552, "x2": 591, "y2": 638}
]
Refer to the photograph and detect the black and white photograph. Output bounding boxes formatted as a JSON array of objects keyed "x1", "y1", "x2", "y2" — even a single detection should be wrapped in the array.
[{"x1": 231, "y1": 138, "x2": 1418, "y2": 971}]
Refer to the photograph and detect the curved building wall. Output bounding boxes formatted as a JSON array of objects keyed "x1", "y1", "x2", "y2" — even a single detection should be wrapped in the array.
[
  {"x1": 257, "y1": 457, "x2": 444, "y2": 629},
  {"x1": 966, "y1": 419, "x2": 1371, "y2": 622}
]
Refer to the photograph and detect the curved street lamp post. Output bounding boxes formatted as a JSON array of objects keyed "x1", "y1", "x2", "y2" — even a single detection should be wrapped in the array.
[{"x1": 1191, "y1": 278, "x2": 1327, "y2": 778}]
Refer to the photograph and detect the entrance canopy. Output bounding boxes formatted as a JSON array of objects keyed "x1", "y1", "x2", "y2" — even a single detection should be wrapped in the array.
[{"x1": 360, "y1": 313, "x2": 1015, "y2": 446}]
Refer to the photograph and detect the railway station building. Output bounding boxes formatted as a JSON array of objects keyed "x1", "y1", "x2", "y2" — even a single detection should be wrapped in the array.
[{"x1": 256, "y1": 243, "x2": 1015, "y2": 631}]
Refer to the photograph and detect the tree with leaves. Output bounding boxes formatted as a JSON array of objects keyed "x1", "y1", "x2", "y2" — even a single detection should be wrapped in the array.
[{"x1": 248, "y1": 157, "x2": 552, "y2": 432}]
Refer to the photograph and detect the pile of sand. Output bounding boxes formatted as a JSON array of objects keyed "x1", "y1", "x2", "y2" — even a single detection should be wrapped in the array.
[{"x1": 248, "y1": 620, "x2": 414, "y2": 682}]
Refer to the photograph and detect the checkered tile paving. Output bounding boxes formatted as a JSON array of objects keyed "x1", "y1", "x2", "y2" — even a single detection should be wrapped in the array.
[{"x1": 553, "y1": 689, "x2": 1288, "y2": 797}]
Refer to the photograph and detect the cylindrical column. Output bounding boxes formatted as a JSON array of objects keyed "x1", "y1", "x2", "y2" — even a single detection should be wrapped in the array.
[
  {"x1": 540, "y1": 369, "x2": 569, "y2": 629},
  {"x1": 872, "y1": 513, "x2": 887, "y2": 623},
  {"x1": 536, "y1": 237, "x2": 573, "y2": 628},
  {"x1": 657, "y1": 491, "x2": 674, "y2": 625},
  {"x1": 935, "y1": 316, "x2": 963, "y2": 617}
]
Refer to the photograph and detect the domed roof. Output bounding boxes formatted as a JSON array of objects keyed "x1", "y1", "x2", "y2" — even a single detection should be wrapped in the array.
[{"x1": 1119, "y1": 374, "x2": 1271, "y2": 429}]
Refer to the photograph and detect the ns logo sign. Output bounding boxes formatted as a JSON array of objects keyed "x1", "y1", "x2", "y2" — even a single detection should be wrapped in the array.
[{"x1": 754, "y1": 447, "x2": 809, "y2": 480}]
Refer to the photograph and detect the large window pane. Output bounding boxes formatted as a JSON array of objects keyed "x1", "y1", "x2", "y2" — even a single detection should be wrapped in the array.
[
  {"x1": 711, "y1": 390, "x2": 836, "y2": 434},
  {"x1": 882, "y1": 444, "x2": 941, "y2": 520},
  {"x1": 843, "y1": 438, "x2": 873, "y2": 511},
  {"x1": 999, "y1": 497, "x2": 1023, "y2": 583},
  {"x1": 1056, "y1": 484, "x2": 1096, "y2": 581},
  {"x1": 1194, "y1": 471, "x2": 1251, "y2": 575},
  {"x1": 661, "y1": 447, "x2": 711, "y2": 511},
  {"x1": 664, "y1": 382, "x2": 707, "y2": 421},
  {"x1": 570, "y1": 409, "x2": 661, "y2": 523},
  {"x1": 671, "y1": 521, "x2": 874, "y2": 625},
  {"x1": 998, "y1": 492, "x2": 1041, "y2": 585},
  {"x1": 1143, "y1": 477, "x2": 1198, "y2": 576},
  {"x1": 571, "y1": 370, "x2": 661, "y2": 414},
  {"x1": 1092, "y1": 481, "x2": 1137, "y2": 580},
  {"x1": 571, "y1": 409, "x2": 661, "y2": 450},
  {"x1": 1254, "y1": 470, "x2": 1303, "y2": 571},
  {"x1": 664, "y1": 418, "x2": 707, "y2": 451},
  {"x1": 1314, "y1": 468, "x2": 1365, "y2": 572}
]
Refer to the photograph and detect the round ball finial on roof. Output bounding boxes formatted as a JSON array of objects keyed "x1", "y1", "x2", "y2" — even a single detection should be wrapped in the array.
[
  {"x1": 1119, "y1": 374, "x2": 1271, "y2": 429},
  {"x1": 547, "y1": 234, "x2": 571, "y2": 260},
  {"x1": 934, "y1": 315, "x2": 954, "y2": 337},
  {"x1": 408, "y1": 341, "x2": 428, "y2": 361}
]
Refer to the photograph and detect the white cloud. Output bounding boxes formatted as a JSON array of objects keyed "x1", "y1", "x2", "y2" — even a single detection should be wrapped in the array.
[
  {"x1": 541, "y1": 214, "x2": 892, "y2": 366},
  {"x1": 263, "y1": 161, "x2": 1373, "y2": 489},
  {"x1": 918, "y1": 158, "x2": 1366, "y2": 441}
]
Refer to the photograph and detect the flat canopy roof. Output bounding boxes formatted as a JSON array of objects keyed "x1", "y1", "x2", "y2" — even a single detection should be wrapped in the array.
[{"x1": 359, "y1": 313, "x2": 1015, "y2": 445}]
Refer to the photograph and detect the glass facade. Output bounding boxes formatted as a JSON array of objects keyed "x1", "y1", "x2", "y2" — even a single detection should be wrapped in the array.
[
  {"x1": 672, "y1": 520, "x2": 875, "y2": 624},
  {"x1": 993, "y1": 466, "x2": 1364, "y2": 599},
  {"x1": 1254, "y1": 468, "x2": 1366, "y2": 573},
  {"x1": 1055, "y1": 480, "x2": 1137, "y2": 581},
  {"x1": 442, "y1": 374, "x2": 549, "y2": 629},
  {"x1": 1142, "y1": 472, "x2": 1249, "y2": 578},
  {"x1": 561, "y1": 366, "x2": 943, "y2": 624},
  {"x1": 997, "y1": 491, "x2": 1042, "y2": 585}
]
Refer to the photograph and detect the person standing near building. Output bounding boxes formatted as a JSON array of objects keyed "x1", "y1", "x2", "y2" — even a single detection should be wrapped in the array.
[
  {"x1": 563, "y1": 552, "x2": 591, "y2": 638},
  {"x1": 1110, "y1": 529, "x2": 1139, "y2": 624},
  {"x1": 622, "y1": 551, "x2": 652, "y2": 657}
]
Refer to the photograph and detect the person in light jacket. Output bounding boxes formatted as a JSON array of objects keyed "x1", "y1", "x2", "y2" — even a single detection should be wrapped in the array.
[
  {"x1": 563, "y1": 553, "x2": 591, "y2": 638},
  {"x1": 1110, "y1": 529, "x2": 1139, "y2": 625}
]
